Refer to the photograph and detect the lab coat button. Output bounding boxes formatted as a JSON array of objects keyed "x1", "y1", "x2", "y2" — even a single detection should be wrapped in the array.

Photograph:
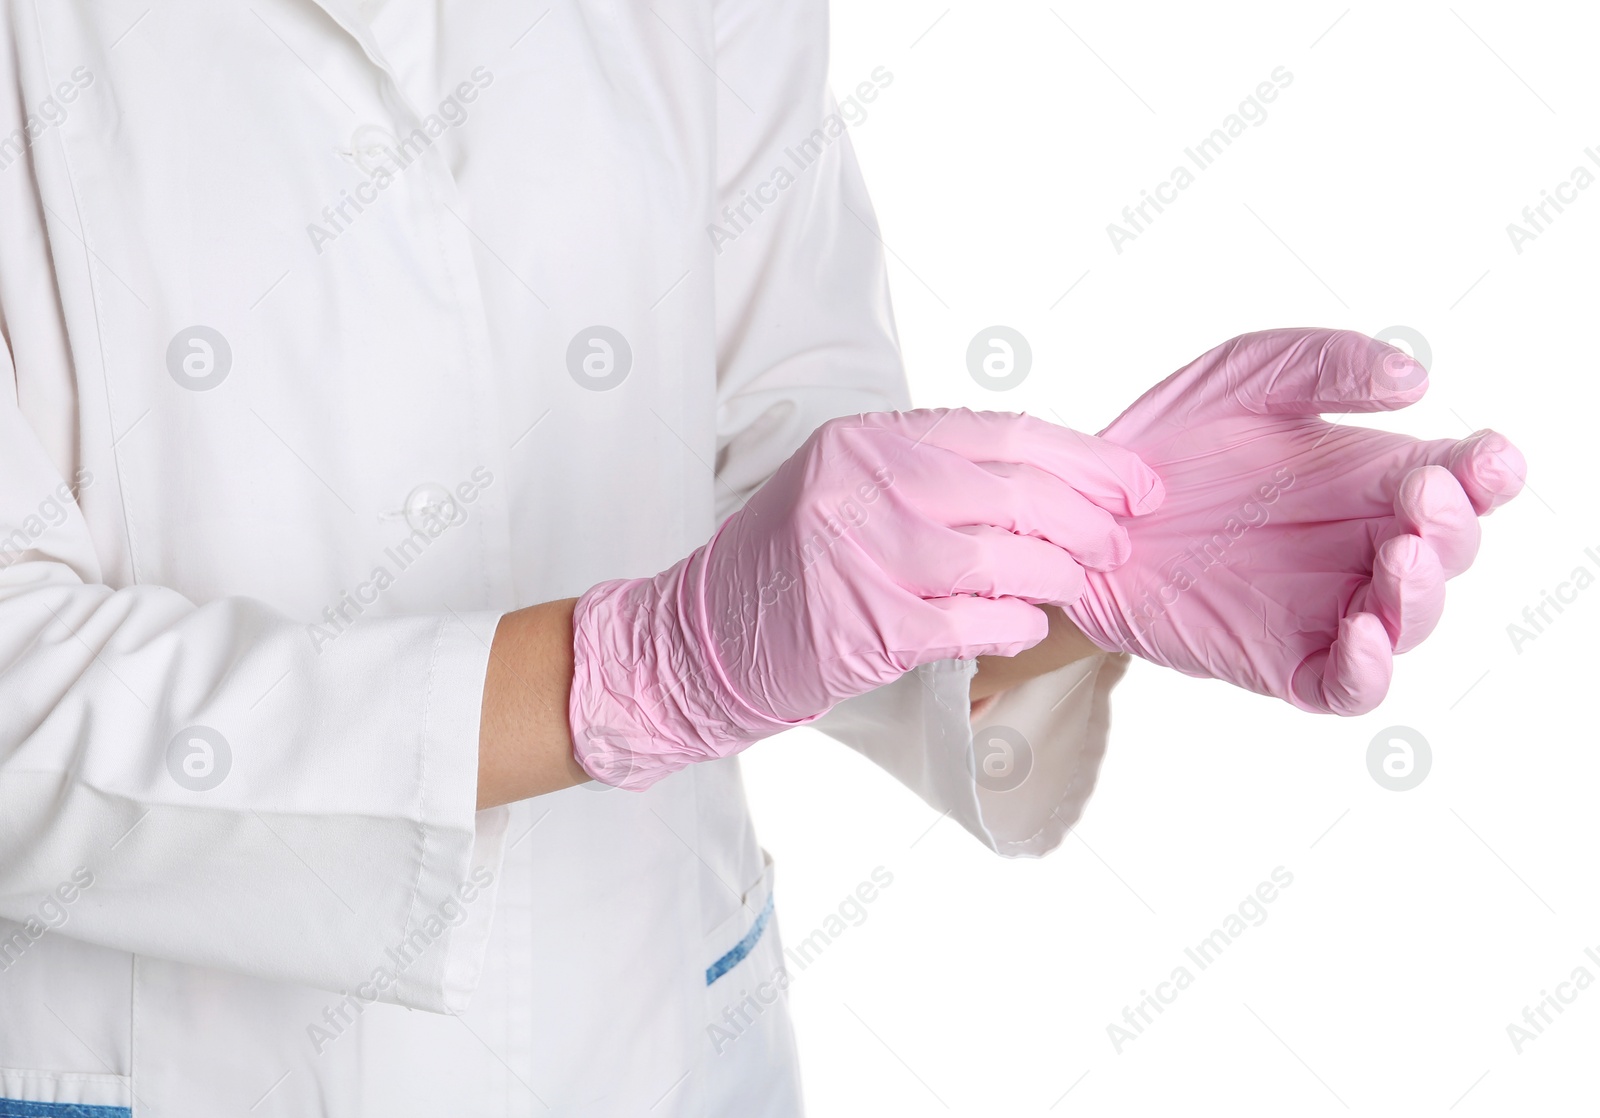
[
  {"x1": 403, "y1": 483, "x2": 463, "y2": 534},
  {"x1": 349, "y1": 125, "x2": 398, "y2": 176}
]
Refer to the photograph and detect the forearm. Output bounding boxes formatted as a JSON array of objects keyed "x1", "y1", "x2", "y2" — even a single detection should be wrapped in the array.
[
  {"x1": 479, "y1": 595, "x2": 1103, "y2": 805},
  {"x1": 477, "y1": 598, "x2": 588, "y2": 808}
]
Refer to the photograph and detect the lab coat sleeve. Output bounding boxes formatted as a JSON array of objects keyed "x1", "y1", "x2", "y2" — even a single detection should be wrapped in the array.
[
  {"x1": 812, "y1": 654, "x2": 1131, "y2": 857},
  {"x1": 0, "y1": 365, "x2": 504, "y2": 1014},
  {"x1": 709, "y1": 0, "x2": 912, "y2": 517},
  {"x1": 711, "y1": 0, "x2": 1127, "y2": 856}
]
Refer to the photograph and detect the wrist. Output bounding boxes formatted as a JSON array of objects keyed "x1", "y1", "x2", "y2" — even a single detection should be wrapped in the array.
[
  {"x1": 969, "y1": 604, "x2": 1102, "y2": 703},
  {"x1": 477, "y1": 598, "x2": 586, "y2": 809}
]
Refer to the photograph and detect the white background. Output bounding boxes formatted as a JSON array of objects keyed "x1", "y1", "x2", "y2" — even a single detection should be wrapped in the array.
[{"x1": 741, "y1": 2, "x2": 1599, "y2": 1114}]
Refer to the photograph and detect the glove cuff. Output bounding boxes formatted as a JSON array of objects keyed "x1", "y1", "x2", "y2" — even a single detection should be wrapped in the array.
[{"x1": 567, "y1": 543, "x2": 794, "y2": 790}]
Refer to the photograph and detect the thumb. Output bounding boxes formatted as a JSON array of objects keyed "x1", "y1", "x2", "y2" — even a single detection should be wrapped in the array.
[
  {"x1": 1102, "y1": 328, "x2": 1430, "y2": 444},
  {"x1": 913, "y1": 595, "x2": 1051, "y2": 663}
]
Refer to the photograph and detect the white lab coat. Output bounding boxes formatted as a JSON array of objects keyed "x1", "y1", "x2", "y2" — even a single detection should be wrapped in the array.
[{"x1": 0, "y1": 0, "x2": 1129, "y2": 1114}]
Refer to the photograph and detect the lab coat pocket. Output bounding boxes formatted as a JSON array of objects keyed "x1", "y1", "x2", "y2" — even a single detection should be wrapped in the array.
[
  {"x1": 701, "y1": 853, "x2": 789, "y2": 1059},
  {"x1": 0, "y1": 1066, "x2": 133, "y2": 1115}
]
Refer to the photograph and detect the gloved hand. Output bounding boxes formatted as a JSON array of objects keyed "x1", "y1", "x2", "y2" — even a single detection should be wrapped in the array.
[
  {"x1": 570, "y1": 409, "x2": 1164, "y2": 788},
  {"x1": 1065, "y1": 327, "x2": 1526, "y2": 714}
]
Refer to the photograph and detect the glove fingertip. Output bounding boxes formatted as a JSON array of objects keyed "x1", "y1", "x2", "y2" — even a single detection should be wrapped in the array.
[
  {"x1": 1130, "y1": 467, "x2": 1166, "y2": 516},
  {"x1": 1451, "y1": 429, "x2": 1527, "y2": 513},
  {"x1": 924, "y1": 594, "x2": 1049, "y2": 660},
  {"x1": 1373, "y1": 534, "x2": 1447, "y2": 654},
  {"x1": 1291, "y1": 613, "x2": 1392, "y2": 716}
]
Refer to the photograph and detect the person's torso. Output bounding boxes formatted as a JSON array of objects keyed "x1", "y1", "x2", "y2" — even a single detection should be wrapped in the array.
[{"x1": 0, "y1": 1, "x2": 799, "y2": 1113}]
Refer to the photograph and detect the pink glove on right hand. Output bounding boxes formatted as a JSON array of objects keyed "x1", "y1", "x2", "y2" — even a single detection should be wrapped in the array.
[
  {"x1": 570, "y1": 409, "x2": 1164, "y2": 788},
  {"x1": 1066, "y1": 328, "x2": 1526, "y2": 714}
]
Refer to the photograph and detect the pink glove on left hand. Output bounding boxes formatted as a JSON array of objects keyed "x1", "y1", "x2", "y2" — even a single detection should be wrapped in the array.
[
  {"x1": 571, "y1": 409, "x2": 1163, "y2": 789},
  {"x1": 1066, "y1": 327, "x2": 1526, "y2": 714}
]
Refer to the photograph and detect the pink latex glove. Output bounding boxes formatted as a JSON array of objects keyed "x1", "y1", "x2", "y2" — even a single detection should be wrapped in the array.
[
  {"x1": 1066, "y1": 328, "x2": 1526, "y2": 714},
  {"x1": 570, "y1": 409, "x2": 1164, "y2": 788}
]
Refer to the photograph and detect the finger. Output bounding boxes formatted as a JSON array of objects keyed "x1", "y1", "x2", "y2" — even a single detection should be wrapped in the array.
[
  {"x1": 1391, "y1": 464, "x2": 1480, "y2": 578},
  {"x1": 1103, "y1": 329, "x2": 1429, "y2": 443},
  {"x1": 913, "y1": 594, "x2": 1051, "y2": 662},
  {"x1": 1445, "y1": 429, "x2": 1527, "y2": 514},
  {"x1": 1290, "y1": 611, "x2": 1393, "y2": 715},
  {"x1": 885, "y1": 523, "x2": 1088, "y2": 606},
  {"x1": 976, "y1": 463, "x2": 1133, "y2": 569},
  {"x1": 1263, "y1": 426, "x2": 1520, "y2": 530},
  {"x1": 1246, "y1": 329, "x2": 1429, "y2": 415},
  {"x1": 1350, "y1": 534, "x2": 1446, "y2": 654},
  {"x1": 886, "y1": 453, "x2": 1132, "y2": 569},
  {"x1": 1340, "y1": 428, "x2": 1528, "y2": 521},
  {"x1": 862, "y1": 408, "x2": 1166, "y2": 517}
]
